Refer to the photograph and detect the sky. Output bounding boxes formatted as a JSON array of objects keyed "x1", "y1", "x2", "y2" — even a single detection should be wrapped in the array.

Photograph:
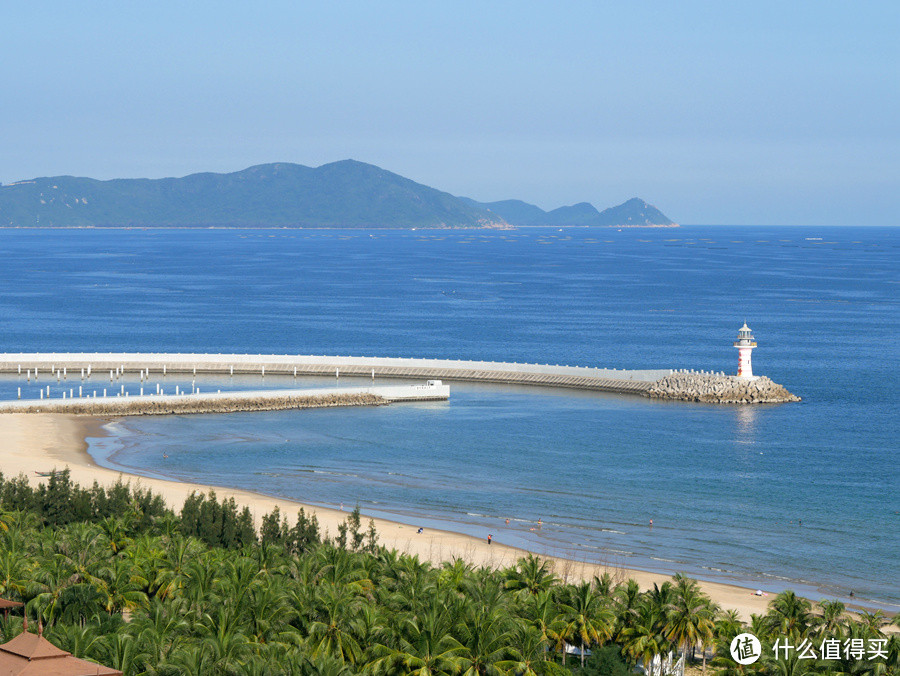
[{"x1": 3, "y1": 2, "x2": 898, "y2": 225}]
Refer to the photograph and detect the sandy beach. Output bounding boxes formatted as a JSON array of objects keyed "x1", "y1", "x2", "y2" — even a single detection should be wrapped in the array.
[{"x1": 0, "y1": 412, "x2": 803, "y2": 622}]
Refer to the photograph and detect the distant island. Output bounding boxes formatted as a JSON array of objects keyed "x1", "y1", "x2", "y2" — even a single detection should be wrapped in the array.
[{"x1": 0, "y1": 160, "x2": 677, "y2": 229}]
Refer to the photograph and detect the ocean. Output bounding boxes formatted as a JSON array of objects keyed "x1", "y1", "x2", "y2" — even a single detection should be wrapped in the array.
[{"x1": 0, "y1": 225, "x2": 896, "y2": 609}]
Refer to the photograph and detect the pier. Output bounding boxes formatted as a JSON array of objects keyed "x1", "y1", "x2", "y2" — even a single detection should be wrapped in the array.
[
  {"x1": 0, "y1": 353, "x2": 670, "y2": 395},
  {"x1": 0, "y1": 383, "x2": 450, "y2": 416},
  {"x1": 0, "y1": 353, "x2": 798, "y2": 405}
]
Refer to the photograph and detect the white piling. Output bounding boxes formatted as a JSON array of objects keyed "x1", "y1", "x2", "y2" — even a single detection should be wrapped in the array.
[
  {"x1": 81, "y1": 368, "x2": 84, "y2": 380},
  {"x1": 293, "y1": 367, "x2": 297, "y2": 377},
  {"x1": 87, "y1": 365, "x2": 91, "y2": 377},
  {"x1": 70, "y1": 389, "x2": 73, "y2": 398},
  {"x1": 110, "y1": 370, "x2": 114, "y2": 381},
  {"x1": 336, "y1": 368, "x2": 339, "y2": 381},
  {"x1": 27, "y1": 369, "x2": 30, "y2": 382},
  {"x1": 103, "y1": 388, "x2": 107, "y2": 397},
  {"x1": 17, "y1": 365, "x2": 21, "y2": 374},
  {"x1": 262, "y1": 366, "x2": 265, "y2": 376},
  {"x1": 79, "y1": 386, "x2": 82, "y2": 397},
  {"x1": 140, "y1": 387, "x2": 143, "y2": 396},
  {"x1": 230, "y1": 365, "x2": 234, "y2": 376},
  {"x1": 176, "y1": 386, "x2": 180, "y2": 395},
  {"x1": 17, "y1": 387, "x2": 21, "y2": 399},
  {"x1": 40, "y1": 391, "x2": 43, "y2": 400},
  {"x1": 193, "y1": 367, "x2": 196, "y2": 376},
  {"x1": 63, "y1": 367, "x2": 67, "y2": 379},
  {"x1": 163, "y1": 365, "x2": 166, "y2": 375},
  {"x1": 156, "y1": 383, "x2": 160, "y2": 394},
  {"x1": 62, "y1": 392, "x2": 65, "y2": 400}
]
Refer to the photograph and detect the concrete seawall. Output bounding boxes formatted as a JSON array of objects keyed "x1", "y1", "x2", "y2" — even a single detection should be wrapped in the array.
[
  {"x1": 0, "y1": 383, "x2": 450, "y2": 416},
  {"x1": 0, "y1": 353, "x2": 670, "y2": 395}
]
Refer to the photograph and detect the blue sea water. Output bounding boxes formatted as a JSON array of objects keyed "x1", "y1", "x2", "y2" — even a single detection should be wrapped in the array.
[{"x1": 0, "y1": 226, "x2": 897, "y2": 609}]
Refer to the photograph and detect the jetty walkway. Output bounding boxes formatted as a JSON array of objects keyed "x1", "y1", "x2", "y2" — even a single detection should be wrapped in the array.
[
  {"x1": 0, "y1": 383, "x2": 449, "y2": 416},
  {"x1": 0, "y1": 353, "x2": 672, "y2": 396}
]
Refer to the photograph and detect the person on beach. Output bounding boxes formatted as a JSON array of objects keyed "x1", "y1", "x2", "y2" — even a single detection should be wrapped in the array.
[
  {"x1": 487, "y1": 534, "x2": 492, "y2": 545},
  {"x1": 505, "y1": 518, "x2": 509, "y2": 525},
  {"x1": 649, "y1": 519, "x2": 653, "y2": 527}
]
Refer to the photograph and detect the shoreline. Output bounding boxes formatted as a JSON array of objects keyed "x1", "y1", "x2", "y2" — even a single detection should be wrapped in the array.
[{"x1": 0, "y1": 412, "x2": 886, "y2": 622}]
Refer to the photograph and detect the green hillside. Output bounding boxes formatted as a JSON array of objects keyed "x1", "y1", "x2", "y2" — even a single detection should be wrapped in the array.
[{"x1": 0, "y1": 161, "x2": 506, "y2": 229}]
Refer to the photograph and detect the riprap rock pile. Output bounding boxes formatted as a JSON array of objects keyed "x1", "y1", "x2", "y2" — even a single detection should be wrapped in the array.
[{"x1": 645, "y1": 372, "x2": 800, "y2": 404}]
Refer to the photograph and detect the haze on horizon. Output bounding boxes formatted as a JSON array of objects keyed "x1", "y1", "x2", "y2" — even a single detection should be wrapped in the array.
[{"x1": 3, "y1": 2, "x2": 897, "y2": 226}]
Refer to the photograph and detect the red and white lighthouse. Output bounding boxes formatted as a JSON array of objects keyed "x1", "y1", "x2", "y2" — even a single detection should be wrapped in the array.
[{"x1": 733, "y1": 322, "x2": 757, "y2": 379}]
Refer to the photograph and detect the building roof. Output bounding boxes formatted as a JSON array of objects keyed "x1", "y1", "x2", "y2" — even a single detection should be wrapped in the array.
[{"x1": 0, "y1": 631, "x2": 122, "y2": 675}]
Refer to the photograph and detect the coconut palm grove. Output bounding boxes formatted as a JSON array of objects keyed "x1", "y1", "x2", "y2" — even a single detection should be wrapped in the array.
[{"x1": 0, "y1": 471, "x2": 896, "y2": 675}]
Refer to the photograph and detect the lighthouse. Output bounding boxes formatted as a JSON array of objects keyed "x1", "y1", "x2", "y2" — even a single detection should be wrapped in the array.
[{"x1": 733, "y1": 322, "x2": 757, "y2": 379}]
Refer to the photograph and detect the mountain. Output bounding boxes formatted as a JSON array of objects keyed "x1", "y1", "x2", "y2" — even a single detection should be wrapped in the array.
[
  {"x1": 0, "y1": 160, "x2": 676, "y2": 228},
  {"x1": 465, "y1": 196, "x2": 676, "y2": 227},
  {"x1": 0, "y1": 160, "x2": 507, "y2": 229}
]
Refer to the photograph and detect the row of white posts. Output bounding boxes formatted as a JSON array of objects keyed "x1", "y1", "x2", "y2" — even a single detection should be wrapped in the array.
[{"x1": 16, "y1": 382, "x2": 204, "y2": 400}]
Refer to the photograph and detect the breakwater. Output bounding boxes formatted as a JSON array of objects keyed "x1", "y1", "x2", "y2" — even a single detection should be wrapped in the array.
[
  {"x1": 0, "y1": 384, "x2": 449, "y2": 416},
  {"x1": 0, "y1": 353, "x2": 799, "y2": 403},
  {"x1": 646, "y1": 372, "x2": 801, "y2": 403},
  {"x1": 0, "y1": 353, "x2": 668, "y2": 395}
]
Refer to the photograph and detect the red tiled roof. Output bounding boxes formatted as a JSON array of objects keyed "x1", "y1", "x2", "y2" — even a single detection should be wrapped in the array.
[{"x1": 0, "y1": 631, "x2": 122, "y2": 675}]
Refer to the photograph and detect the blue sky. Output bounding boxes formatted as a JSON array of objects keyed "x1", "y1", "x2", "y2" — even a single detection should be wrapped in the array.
[{"x1": 3, "y1": 2, "x2": 898, "y2": 225}]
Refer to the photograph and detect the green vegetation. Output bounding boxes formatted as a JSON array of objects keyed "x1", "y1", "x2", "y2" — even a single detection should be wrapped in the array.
[
  {"x1": 0, "y1": 470, "x2": 896, "y2": 675},
  {"x1": 0, "y1": 160, "x2": 676, "y2": 228},
  {"x1": 461, "y1": 196, "x2": 676, "y2": 227},
  {"x1": 0, "y1": 161, "x2": 506, "y2": 229}
]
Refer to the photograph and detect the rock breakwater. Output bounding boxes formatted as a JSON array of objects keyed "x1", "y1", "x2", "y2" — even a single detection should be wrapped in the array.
[
  {"x1": 0, "y1": 392, "x2": 388, "y2": 416},
  {"x1": 645, "y1": 373, "x2": 800, "y2": 404}
]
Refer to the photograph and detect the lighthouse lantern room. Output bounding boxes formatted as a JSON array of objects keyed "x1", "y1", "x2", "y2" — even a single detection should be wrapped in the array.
[{"x1": 733, "y1": 322, "x2": 757, "y2": 379}]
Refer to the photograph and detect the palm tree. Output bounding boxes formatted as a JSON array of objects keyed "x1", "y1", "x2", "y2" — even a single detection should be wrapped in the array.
[
  {"x1": 592, "y1": 571, "x2": 619, "y2": 601},
  {"x1": 456, "y1": 603, "x2": 515, "y2": 675},
  {"x1": 620, "y1": 610, "x2": 666, "y2": 672},
  {"x1": 46, "y1": 621, "x2": 104, "y2": 659},
  {"x1": 307, "y1": 584, "x2": 364, "y2": 665},
  {"x1": 518, "y1": 589, "x2": 566, "y2": 663},
  {"x1": 96, "y1": 556, "x2": 149, "y2": 614},
  {"x1": 100, "y1": 630, "x2": 148, "y2": 676},
  {"x1": 664, "y1": 577, "x2": 716, "y2": 671},
  {"x1": 503, "y1": 554, "x2": 559, "y2": 596},
  {"x1": 559, "y1": 581, "x2": 615, "y2": 668},
  {"x1": 133, "y1": 597, "x2": 190, "y2": 667},
  {"x1": 369, "y1": 600, "x2": 466, "y2": 675},
  {"x1": 496, "y1": 624, "x2": 568, "y2": 676},
  {"x1": 765, "y1": 591, "x2": 814, "y2": 637},
  {"x1": 613, "y1": 578, "x2": 642, "y2": 640}
]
